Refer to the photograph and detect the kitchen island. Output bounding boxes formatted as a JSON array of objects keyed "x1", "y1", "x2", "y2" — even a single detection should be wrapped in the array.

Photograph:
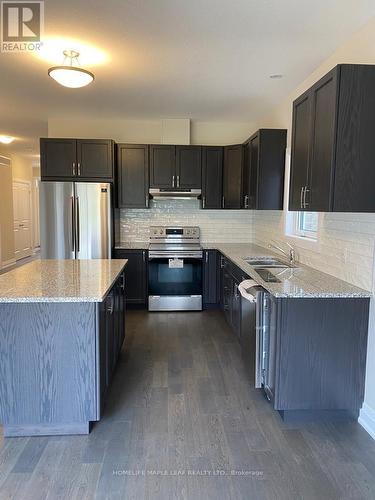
[{"x1": 0, "y1": 259, "x2": 127, "y2": 437}]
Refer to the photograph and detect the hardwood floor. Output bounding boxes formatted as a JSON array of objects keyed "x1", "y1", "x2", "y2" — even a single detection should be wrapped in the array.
[{"x1": 1, "y1": 309, "x2": 375, "y2": 499}]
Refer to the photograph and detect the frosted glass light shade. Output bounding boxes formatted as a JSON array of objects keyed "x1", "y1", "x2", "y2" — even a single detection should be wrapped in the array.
[{"x1": 48, "y1": 66, "x2": 94, "y2": 88}]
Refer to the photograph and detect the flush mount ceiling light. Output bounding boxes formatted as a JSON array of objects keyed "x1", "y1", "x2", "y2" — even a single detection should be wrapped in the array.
[
  {"x1": 48, "y1": 50, "x2": 94, "y2": 88},
  {"x1": 0, "y1": 135, "x2": 15, "y2": 144}
]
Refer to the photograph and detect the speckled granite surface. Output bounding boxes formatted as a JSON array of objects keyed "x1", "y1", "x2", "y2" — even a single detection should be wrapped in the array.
[
  {"x1": 203, "y1": 243, "x2": 371, "y2": 298},
  {"x1": 0, "y1": 259, "x2": 127, "y2": 303},
  {"x1": 114, "y1": 242, "x2": 149, "y2": 250}
]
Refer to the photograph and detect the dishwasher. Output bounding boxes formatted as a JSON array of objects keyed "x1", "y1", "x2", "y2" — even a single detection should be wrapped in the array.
[{"x1": 239, "y1": 279, "x2": 273, "y2": 399}]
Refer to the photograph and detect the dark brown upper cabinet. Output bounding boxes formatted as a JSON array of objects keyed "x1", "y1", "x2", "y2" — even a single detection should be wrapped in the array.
[
  {"x1": 150, "y1": 145, "x2": 202, "y2": 189},
  {"x1": 223, "y1": 144, "x2": 243, "y2": 209},
  {"x1": 176, "y1": 146, "x2": 202, "y2": 188},
  {"x1": 40, "y1": 138, "x2": 114, "y2": 181},
  {"x1": 243, "y1": 129, "x2": 287, "y2": 210},
  {"x1": 149, "y1": 145, "x2": 176, "y2": 188},
  {"x1": 290, "y1": 64, "x2": 375, "y2": 212},
  {"x1": 202, "y1": 146, "x2": 223, "y2": 209},
  {"x1": 117, "y1": 144, "x2": 149, "y2": 208}
]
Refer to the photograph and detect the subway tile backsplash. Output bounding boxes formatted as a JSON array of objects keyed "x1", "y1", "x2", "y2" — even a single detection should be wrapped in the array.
[
  {"x1": 117, "y1": 200, "x2": 375, "y2": 292},
  {"x1": 251, "y1": 210, "x2": 375, "y2": 292},
  {"x1": 118, "y1": 199, "x2": 252, "y2": 243}
]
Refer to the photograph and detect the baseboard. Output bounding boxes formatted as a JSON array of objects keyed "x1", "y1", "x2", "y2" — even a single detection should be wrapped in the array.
[
  {"x1": 359, "y1": 403, "x2": 375, "y2": 440},
  {"x1": 1, "y1": 258, "x2": 16, "y2": 270}
]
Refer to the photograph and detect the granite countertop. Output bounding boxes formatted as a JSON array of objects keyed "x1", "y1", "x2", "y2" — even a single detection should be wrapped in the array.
[
  {"x1": 115, "y1": 242, "x2": 149, "y2": 250},
  {"x1": 202, "y1": 243, "x2": 371, "y2": 298},
  {"x1": 0, "y1": 259, "x2": 128, "y2": 303}
]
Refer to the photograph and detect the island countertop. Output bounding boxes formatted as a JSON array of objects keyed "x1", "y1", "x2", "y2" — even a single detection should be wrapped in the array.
[{"x1": 0, "y1": 259, "x2": 128, "y2": 303}]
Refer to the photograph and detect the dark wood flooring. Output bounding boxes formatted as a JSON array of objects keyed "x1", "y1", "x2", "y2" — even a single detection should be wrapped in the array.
[{"x1": 1, "y1": 310, "x2": 375, "y2": 499}]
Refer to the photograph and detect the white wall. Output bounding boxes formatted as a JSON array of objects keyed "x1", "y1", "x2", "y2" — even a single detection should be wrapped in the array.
[
  {"x1": 48, "y1": 118, "x2": 254, "y2": 145},
  {"x1": 251, "y1": 17, "x2": 375, "y2": 439}
]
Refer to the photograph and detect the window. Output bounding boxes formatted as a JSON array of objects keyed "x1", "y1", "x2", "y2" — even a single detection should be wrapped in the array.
[{"x1": 294, "y1": 212, "x2": 318, "y2": 239}]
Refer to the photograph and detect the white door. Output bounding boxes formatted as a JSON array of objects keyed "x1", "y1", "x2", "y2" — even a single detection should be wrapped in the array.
[
  {"x1": 13, "y1": 181, "x2": 32, "y2": 260},
  {"x1": 32, "y1": 178, "x2": 40, "y2": 249}
]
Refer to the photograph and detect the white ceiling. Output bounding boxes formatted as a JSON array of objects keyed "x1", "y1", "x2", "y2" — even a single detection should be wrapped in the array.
[{"x1": 1, "y1": 0, "x2": 375, "y2": 154}]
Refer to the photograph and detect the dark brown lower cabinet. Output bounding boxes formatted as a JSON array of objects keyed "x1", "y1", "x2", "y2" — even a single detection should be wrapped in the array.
[
  {"x1": 99, "y1": 271, "x2": 126, "y2": 411},
  {"x1": 219, "y1": 254, "x2": 247, "y2": 340},
  {"x1": 113, "y1": 249, "x2": 148, "y2": 307},
  {"x1": 203, "y1": 250, "x2": 220, "y2": 307},
  {"x1": 271, "y1": 296, "x2": 369, "y2": 421},
  {"x1": 216, "y1": 251, "x2": 370, "y2": 422}
]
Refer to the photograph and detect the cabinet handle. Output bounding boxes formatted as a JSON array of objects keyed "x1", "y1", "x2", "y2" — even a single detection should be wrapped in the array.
[
  {"x1": 77, "y1": 162, "x2": 81, "y2": 176},
  {"x1": 177, "y1": 175, "x2": 180, "y2": 187},
  {"x1": 202, "y1": 196, "x2": 206, "y2": 209},
  {"x1": 205, "y1": 252, "x2": 209, "y2": 264},
  {"x1": 120, "y1": 274, "x2": 125, "y2": 291},
  {"x1": 72, "y1": 162, "x2": 76, "y2": 176},
  {"x1": 222, "y1": 196, "x2": 225, "y2": 208},
  {"x1": 220, "y1": 257, "x2": 225, "y2": 268},
  {"x1": 172, "y1": 175, "x2": 175, "y2": 188},
  {"x1": 71, "y1": 196, "x2": 75, "y2": 251},
  {"x1": 143, "y1": 250, "x2": 146, "y2": 262},
  {"x1": 107, "y1": 295, "x2": 114, "y2": 314},
  {"x1": 244, "y1": 194, "x2": 249, "y2": 209},
  {"x1": 303, "y1": 187, "x2": 309, "y2": 208},
  {"x1": 145, "y1": 195, "x2": 149, "y2": 208},
  {"x1": 300, "y1": 187, "x2": 304, "y2": 209}
]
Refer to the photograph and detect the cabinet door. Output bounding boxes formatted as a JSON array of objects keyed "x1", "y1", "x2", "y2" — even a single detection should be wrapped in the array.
[
  {"x1": 77, "y1": 139, "x2": 114, "y2": 180},
  {"x1": 149, "y1": 145, "x2": 176, "y2": 188},
  {"x1": 40, "y1": 138, "x2": 77, "y2": 180},
  {"x1": 248, "y1": 135, "x2": 259, "y2": 209},
  {"x1": 105, "y1": 291, "x2": 115, "y2": 384},
  {"x1": 98, "y1": 300, "x2": 108, "y2": 414},
  {"x1": 223, "y1": 145, "x2": 243, "y2": 209},
  {"x1": 243, "y1": 135, "x2": 260, "y2": 210},
  {"x1": 232, "y1": 280, "x2": 241, "y2": 339},
  {"x1": 242, "y1": 141, "x2": 251, "y2": 209},
  {"x1": 202, "y1": 147, "x2": 223, "y2": 209},
  {"x1": 257, "y1": 130, "x2": 286, "y2": 210},
  {"x1": 175, "y1": 146, "x2": 202, "y2": 188},
  {"x1": 203, "y1": 250, "x2": 219, "y2": 306},
  {"x1": 264, "y1": 295, "x2": 277, "y2": 403},
  {"x1": 117, "y1": 144, "x2": 149, "y2": 208},
  {"x1": 223, "y1": 270, "x2": 233, "y2": 325},
  {"x1": 308, "y1": 68, "x2": 338, "y2": 211},
  {"x1": 333, "y1": 65, "x2": 375, "y2": 212},
  {"x1": 118, "y1": 273, "x2": 126, "y2": 349},
  {"x1": 289, "y1": 92, "x2": 312, "y2": 211},
  {"x1": 113, "y1": 250, "x2": 148, "y2": 305}
]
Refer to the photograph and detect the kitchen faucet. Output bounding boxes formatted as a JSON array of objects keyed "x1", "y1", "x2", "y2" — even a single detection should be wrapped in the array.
[{"x1": 268, "y1": 241, "x2": 296, "y2": 265}]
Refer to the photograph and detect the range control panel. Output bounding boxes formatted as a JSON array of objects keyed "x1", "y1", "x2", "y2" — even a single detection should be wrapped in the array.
[{"x1": 150, "y1": 226, "x2": 200, "y2": 239}]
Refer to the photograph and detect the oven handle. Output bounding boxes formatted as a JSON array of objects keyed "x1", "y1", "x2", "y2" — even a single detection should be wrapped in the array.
[{"x1": 149, "y1": 254, "x2": 203, "y2": 260}]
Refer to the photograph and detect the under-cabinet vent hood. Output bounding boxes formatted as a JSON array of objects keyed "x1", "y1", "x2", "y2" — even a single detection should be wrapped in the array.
[{"x1": 149, "y1": 188, "x2": 201, "y2": 200}]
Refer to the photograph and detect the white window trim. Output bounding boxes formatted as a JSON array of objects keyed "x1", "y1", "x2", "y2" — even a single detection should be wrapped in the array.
[
  {"x1": 285, "y1": 210, "x2": 322, "y2": 252},
  {"x1": 294, "y1": 211, "x2": 318, "y2": 240}
]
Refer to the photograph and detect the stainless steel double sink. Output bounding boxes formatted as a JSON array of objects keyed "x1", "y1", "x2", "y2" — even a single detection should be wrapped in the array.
[{"x1": 244, "y1": 257, "x2": 297, "y2": 283}]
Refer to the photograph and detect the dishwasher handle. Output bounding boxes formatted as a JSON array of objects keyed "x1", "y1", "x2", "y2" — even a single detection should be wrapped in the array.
[{"x1": 238, "y1": 280, "x2": 259, "y2": 302}]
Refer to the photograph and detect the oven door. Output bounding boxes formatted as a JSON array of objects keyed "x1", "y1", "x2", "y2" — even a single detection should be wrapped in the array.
[{"x1": 148, "y1": 256, "x2": 203, "y2": 311}]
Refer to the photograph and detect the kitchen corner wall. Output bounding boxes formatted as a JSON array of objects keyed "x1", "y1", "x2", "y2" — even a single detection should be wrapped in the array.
[
  {"x1": 252, "y1": 16, "x2": 375, "y2": 439},
  {"x1": 117, "y1": 199, "x2": 252, "y2": 243},
  {"x1": 0, "y1": 154, "x2": 15, "y2": 267}
]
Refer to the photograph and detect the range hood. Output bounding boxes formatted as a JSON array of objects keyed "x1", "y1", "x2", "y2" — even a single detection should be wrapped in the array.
[{"x1": 149, "y1": 188, "x2": 201, "y2": 200}]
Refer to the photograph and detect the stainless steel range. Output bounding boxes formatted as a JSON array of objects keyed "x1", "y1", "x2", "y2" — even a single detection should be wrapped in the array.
[{"x1": 148, "y1": 226, "x2": 203, "y2": 311}]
